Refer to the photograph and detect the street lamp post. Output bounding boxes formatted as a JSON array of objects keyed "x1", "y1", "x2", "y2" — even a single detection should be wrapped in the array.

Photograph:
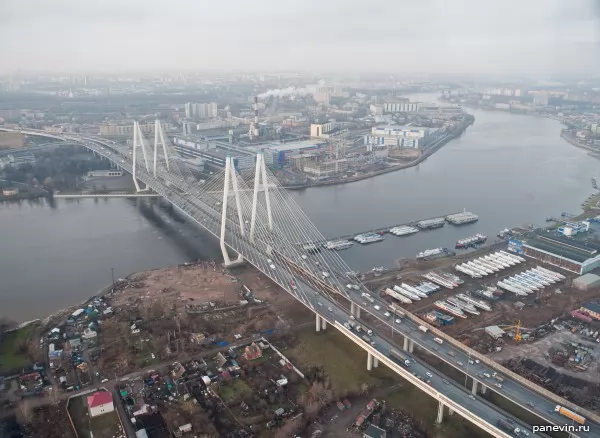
[{"x1": 111, "y1": 267, "x2": 115, "y2": 290}]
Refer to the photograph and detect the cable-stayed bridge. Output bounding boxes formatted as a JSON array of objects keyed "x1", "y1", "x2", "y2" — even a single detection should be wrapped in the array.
[{"x1": 1, "y1": 123, "x2": 597, "y2": 438}]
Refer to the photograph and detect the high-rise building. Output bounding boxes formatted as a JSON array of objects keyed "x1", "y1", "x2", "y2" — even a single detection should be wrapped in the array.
[{"x1": 184, "y1": 102, "x2": 218, "y2": 120}]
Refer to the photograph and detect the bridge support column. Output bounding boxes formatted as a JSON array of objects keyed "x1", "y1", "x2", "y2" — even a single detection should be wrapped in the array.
[
  {"x1": 373, "y1": 357, "x2": 379, "y2": 368},
  {"x1": 448, "y1": 407, "x2": 454, "y2": 416},
  {"x1": 351, "y1": 302, "x2": 355, "y2": 316},
  {"x1": 436, "y1": 402, "x2": 444, "y2": 424},
  {"x1": 367, "y1": 353, "x2": 373, "y2": 371},
  {"x1": 408, "y1": 340, "x2": 414, "y2": 353},
  {"x1": 471, "y1": 380, "x2": 478, "y2": 395},
  {"x1": 480, "y1": 384, "x2": 487, "y2": 395},
  {"x1": 403, "y1": 336, "x2": 409, "y2": 351},
  {"x1": 315, "y1": 315, "x2": 321, "y2": 332},
  {"x1": 321, "y1": 318, "x2": 327, "y2": 330}
]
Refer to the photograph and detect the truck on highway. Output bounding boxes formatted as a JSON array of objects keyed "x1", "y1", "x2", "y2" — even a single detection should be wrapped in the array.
[
  {"x1": 389, "y1": 348, "x2": 411, "y2": 367},
  {"x1": 364, "y1": 295, "x2": 375, "y2": 303},
  {"x1": 492, "y1": 373, "x2": 504, "y2": 383},
  {"x1": 347, "y1": 320, "x2": 356, "y2": 329},
  {"x1": 343, "y1": 322, "x2": 351, "y2": 330},
  {"x1": 418, "y1": 325, "x2": 429, "y2": 333},
  {"x1": 388, "y1": 304, "x2": 406, "y2": 318},
  {"x1": 433, "y1": 337, "x2": 443, "y2": 344},
  {"x1": 555, "y1": 405, "x2": 586, "y2": 425},
  {"x1": 496, "y1": 418, "x2": 521, "y2": 435}
]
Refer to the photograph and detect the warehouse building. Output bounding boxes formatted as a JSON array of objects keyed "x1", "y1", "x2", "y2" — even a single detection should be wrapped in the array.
[
  {"x1": 365, "y1": 125, "x2": 430, "y2": 149},
  {"x1": 573, "y1": 273, "x2": 600, "y2": 291},
  {"x1": 508, "y1": 232, "x2": 600, "y2": 275},
  {"x1": 254, "y1": 140, "x2": 329, "y2": 166},
  {"x1": 579, "y1": 302, "x2": 600, "y2": 320},
  {"x1": 172, "y1": 137, "x2": 255, "y2": 170},
  {"x1": 485, "y1": 326, "x2": 505, "y2": 339}
]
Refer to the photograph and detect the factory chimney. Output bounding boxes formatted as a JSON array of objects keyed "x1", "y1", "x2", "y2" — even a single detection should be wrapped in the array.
[{"x1": 254, "y1": 95, "x2": 259, "y2": 126}]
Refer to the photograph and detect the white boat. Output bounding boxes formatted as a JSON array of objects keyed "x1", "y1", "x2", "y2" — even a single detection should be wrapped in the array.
[
  {"x1": 434, "y1": 300, "x2": 468, "y2": 318},
  {"x1": 497, "y1": 281, "x2": 528, "y2": 296},
  {"x1": 389, "y1": 225, "x2": 419, "y2": 236},
  {"x1": 447, "y1": 297, "x2": 480, "y2": 315},
  {"x1": 475, "y1": 259, "x2": 500, "y2": 272},
  {"x1": 492, "y1": 253, "x2": 518, "y2": 266},
  {"x1": 482, "y1": 257, "x2": 505, "y2": 270},
  {"x1": 470, "y1": 261, "x2": 494, "y2": 274},
  {"x1": 500, "y1": 250, "x2": 525, "y2": 262},
  {"x1": 456, "y1": 294, "x2": 492, "y2": 311},
  {"x1": 505, "y1": 278, "x2": 533, "y2": 293},
  {"x1": 523, "y1": 271, "x2": 551, "y2": 286},
  {"x1": 417, "y1": 248, "x2": 444, "y2": 259},
  {"x1": 536, "y1": 266, "x2": 565, "y2": 280},
  {"x1": 466, "y1": 262, "x2": 489, "y2": 276},
  {"x1": 385, "y1": 288, "x2": 413, "y2": 304},
  {"x1": 393, "y1": 285, "x2": 420, "y2": 301},
  {"x1": 401, "y1": 283, "x2": 428, "y2": 298},
  {"x1": 422, "y1": 273, "x2": 455, "y2": 289},
  {"x1": 513, "y1": 275, "x2": 541, "y2": 290},
  {"x1": 324, "y1": 240, "x2": 354, "y2": 251},
  {"x1": 455, "y1": 264, "x2": 481, "y2": 278},
  {"x1": 485, "y1": 255, "x2": 510, "y2": 269},
  {"x1": 530, "y1": 268, "x2": 558, "y2": 283}
]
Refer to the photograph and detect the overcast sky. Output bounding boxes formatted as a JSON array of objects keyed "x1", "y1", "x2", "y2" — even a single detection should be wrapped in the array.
[{"x1": 1, "y1": 0, "x2": 599, "y2": 75}]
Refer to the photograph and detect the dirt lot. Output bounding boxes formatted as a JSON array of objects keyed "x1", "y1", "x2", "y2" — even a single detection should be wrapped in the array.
[
  {"x1": 490, "y1": 329, "x2": 600, "y2": 383},
  {"x1": 97, "y1": 262, "x2": 313, "y2": 377}
]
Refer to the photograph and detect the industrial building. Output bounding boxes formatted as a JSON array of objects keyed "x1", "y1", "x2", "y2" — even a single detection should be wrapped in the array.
[
  {"x1": 310, "y1": 122, "x2": 348, "y2": 138},
  {"x1": 485, "y1": 326, "x2": 506, "y2": 339},
  {"x1": 172, "y1": 137, "x2": 255, "y2": 170},
  {"x1": 557, "y1": 221, "x2": 590, "y2": 237},
  {"x1": 303, "y1": 158, "x2": 348, "y2": 178},
  {"x1": 573, "y1": 273, "x2": 600, "y2": 291},
  {"x1": 100, "y1": 122, "x2": 172, "y2": 136},
  {"x1": 383, "y1": 101, "x2": 421, "y2": 113},
  {"x1": 508, "y1": 232, "x2": 600, "y2": 274},
  {"x1": 579, "y1": 302, "x2": 600, "y2": 320},
  {"x1": 184, "y1": 102, "x2": 218, "y2": 119},
  {"x1": 365, "y1": 125, "x2": 430, "y2": 149},
  {"x1": 253, "y1": 139, "x2": 329, "y2": 166}
]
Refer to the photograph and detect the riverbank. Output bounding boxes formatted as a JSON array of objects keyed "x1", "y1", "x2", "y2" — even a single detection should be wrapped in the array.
[{"x1": 285, "y1": 115, "x2": 474, "y2": 190}]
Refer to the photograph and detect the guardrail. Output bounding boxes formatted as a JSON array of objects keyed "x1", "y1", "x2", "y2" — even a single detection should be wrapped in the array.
[
  {"x1": 403, "y1": 311, "x2": 600, "y2": 425},
  {"x1": 335, "y1": 322, "x2": 513, "y2": 438}
]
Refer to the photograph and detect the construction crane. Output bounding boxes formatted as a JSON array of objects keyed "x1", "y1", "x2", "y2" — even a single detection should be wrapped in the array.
[{"x1": 499, "y1": 321, "x2": 530, "y2": 342}]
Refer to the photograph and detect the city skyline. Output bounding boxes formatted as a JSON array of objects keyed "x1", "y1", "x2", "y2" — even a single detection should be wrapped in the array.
[{"x1": 1, "y1": 0, "x2": 599, "y2": 75}]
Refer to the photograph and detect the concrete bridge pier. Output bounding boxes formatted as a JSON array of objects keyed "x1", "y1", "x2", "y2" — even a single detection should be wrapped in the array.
[
  {"x1": 480, "y1": 384, "x2": 487, "y2": 395},
  {"x1": 315, "y1": 315, "x2": 321, "y2": 332},
  {"x1": 367, "y1": 353, "x2": 374, "y2": 371},
  {"x1": 403, "y1": 336, "x2": 409, "y2": 351},
  {"x1": 408, "y1": 340, "x2": 414, "y2": 353},
  {"x1": 472, "y1": 380, "x2": 478, "y2": 395},
  {"x1": 436, "y1": 401, "x2": 444, "y2": 424},
  {"x1": 448, "y1": 407, "x2": 454, "y2": 416},
  {"x1": 373, "y1": 357, "x2": 379, "y2": 368},
  {"x1": 321, "y1": 318, "x2": 327, "y2": 330},
  {"x1": 350, "y1": 302, "x2": 360, "y2": 318}
]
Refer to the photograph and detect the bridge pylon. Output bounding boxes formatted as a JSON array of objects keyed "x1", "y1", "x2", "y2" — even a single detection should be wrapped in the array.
[
  {"x1": 132, "y1": 121, "x2": 151, "y2": 192},
  {"x1": 220, "y1": 155, "x2": 245, "y2": 267},
  {"x1": 250, "y1": 152, "x2": 273, "y2": 243},
  {"x1": 153, "y1": 119, "x2": 170, "y2": 176}
]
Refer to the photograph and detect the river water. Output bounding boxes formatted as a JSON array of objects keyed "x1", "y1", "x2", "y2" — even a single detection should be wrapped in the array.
[{"x1": 1, "y1": 100, "x2": 597, "y2": 321}]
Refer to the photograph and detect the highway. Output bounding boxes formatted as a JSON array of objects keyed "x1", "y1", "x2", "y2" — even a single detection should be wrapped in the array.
[{"x1": 3, "y1": 126, "x2": 594, "y2": 437}]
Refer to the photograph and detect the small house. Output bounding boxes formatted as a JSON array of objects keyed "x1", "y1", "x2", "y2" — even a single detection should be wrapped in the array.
[{"x1": 87, "y1": 391, "x2": 114, "y2": 417}]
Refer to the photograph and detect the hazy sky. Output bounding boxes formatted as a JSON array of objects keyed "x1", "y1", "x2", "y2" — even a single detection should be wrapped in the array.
[{"x1": 1, "y1": 0, "x2": 599, "y2": 75}]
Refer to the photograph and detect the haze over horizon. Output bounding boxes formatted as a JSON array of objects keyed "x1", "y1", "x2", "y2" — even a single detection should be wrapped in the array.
[{"x1": 1, "y1": 0, "x2": 599, "y2": 75}]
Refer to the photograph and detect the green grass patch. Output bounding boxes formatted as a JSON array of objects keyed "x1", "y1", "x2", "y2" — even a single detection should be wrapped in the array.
[
  {"x1": 219, "y1": 379, "x2": 252, "y2": 402},
  {"x1": 286, "y1": 327, "x2": 396, "y2": 396},
  {"x1": 0, "y1": 325, "x2": 35, "y2": 373},
  {"x1": 68, "y1": 392, "x2": 122, "y2": 438}
]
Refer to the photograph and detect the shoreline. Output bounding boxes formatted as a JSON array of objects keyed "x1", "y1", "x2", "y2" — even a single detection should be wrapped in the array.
[{"x1": 285, "y1": 116, "x2": 474, "y2": 190}]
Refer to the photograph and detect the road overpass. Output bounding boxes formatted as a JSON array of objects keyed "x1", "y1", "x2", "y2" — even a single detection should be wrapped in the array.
[{"x1": 1, "y1": 124, "x2": 595, "y2": 437}]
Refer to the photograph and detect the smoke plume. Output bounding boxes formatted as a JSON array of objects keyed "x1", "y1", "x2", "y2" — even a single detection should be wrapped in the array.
[{"x1": 258, "y1": 86, "x2": 315, "y2": 99}]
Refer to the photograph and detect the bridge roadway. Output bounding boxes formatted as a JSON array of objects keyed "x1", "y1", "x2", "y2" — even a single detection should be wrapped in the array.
[{"x1": 5, "y1": 128, "x2": 594, "y2": 436}]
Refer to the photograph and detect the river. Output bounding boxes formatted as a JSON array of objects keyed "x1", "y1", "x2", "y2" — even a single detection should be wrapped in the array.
[{"x1": 1, "y1": 100, "x2": 597, "y2": 321}]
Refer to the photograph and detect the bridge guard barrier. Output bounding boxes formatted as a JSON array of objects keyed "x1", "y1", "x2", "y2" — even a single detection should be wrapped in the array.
[
  {"x1": 402, "y1": 312, "x2": 600, "y2": 425},
  {"x1": 334, "y1": 322, "x2": 513, "y2": 438}
]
